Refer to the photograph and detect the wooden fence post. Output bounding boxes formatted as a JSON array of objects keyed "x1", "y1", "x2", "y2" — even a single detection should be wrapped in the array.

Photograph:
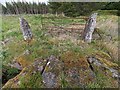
[{"x1": 83, "y1": 13, "x2": 97, "y2": 43}]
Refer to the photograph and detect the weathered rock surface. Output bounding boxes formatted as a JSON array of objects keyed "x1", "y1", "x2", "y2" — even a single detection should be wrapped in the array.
[
  {"x1": 2, "y1": 55, "x2": 63, "y2": 88},
  {"x1": 2, "y1": 51, "x2": 119, "y2": 88},
  {"x1": 87, "y1": 56, "x2": 119, "y2": 78}
]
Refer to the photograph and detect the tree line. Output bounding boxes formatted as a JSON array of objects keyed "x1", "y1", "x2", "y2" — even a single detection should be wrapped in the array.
[
  {"x1": 49, "y1": 2, "x2": 119, "y2": 17},
  {"x1": 2, "y1": 2, "x2": 49, "y2": 14},
  {"x1": 1, "y1": 2, "x2": 120, "y2": 17}
]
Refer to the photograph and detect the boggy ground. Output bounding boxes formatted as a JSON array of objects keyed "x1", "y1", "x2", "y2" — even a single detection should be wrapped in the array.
[{"x1": 2, "y1": 12, "x2": 119, "y2": 88}]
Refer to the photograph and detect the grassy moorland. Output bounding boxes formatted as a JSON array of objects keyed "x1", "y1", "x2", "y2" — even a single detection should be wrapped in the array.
[{"x1": 2, "y1": 10, "x2": 119, "y2": 88}]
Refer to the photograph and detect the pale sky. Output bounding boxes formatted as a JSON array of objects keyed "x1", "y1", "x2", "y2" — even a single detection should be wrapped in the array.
[{"x1": 0, "y1": 0, "x2": 49, "y2": 6}]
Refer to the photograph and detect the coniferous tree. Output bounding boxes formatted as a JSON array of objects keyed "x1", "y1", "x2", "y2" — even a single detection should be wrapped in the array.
[{"x1": 2, "y1": 2, "x2": 119, "y2": 15}]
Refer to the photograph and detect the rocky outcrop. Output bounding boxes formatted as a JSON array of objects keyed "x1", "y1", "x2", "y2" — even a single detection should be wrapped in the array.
[
  {"x1": 2, "y1": 51, "x2": 119, "y2": 88},
  {"x1": 87, "y1": 56, "x2": 119, "y2": 79},
  {"x1": 2, "y1": 55, "x2": 63, "y2": 88}
]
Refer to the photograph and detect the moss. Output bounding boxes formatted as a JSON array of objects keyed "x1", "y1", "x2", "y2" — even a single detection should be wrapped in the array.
[
  {"x1": 95, "y1": 52, "x2": 118, "y2": 68},
  {"x1": 60, "y1": 51, "x2": 96, "y2": 86},
  {"x1": 97, "y1": 57, "x2": 117, "y2": 67},
  {"x1": 19, "y1": 72, "x2": 43, "y2": 88},
  {"x1": 61, "y1": 51, "x2": 89, "y2": 69},
  {"x1": 96, "y1": 50, "x2": 111, "y2": 58},
  {"x1": 2, "y1": 64, "x2": 43, "y2": 88},
  {"x1": 14, "y1": 54, "x2": 32, "y2": 68}
]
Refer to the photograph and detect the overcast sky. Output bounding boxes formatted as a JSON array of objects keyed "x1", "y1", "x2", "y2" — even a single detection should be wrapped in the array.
[{"x1": 0, "y1": 0, "x2": 49, "y2": 5}]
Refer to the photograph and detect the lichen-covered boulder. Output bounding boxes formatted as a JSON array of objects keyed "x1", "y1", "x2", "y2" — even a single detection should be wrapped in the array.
[
  {"x1": 42, "y1": 55, "x2": 63, "y2": 88},
  {"x1": 2, "y1": 52, "x2": 118, "y2": 88},
  {"x1": 2, "y1": 55, "x2": 63, "y2": 88}
]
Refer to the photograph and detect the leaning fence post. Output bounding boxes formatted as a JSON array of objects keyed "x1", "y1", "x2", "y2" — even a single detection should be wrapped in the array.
[
  {"x1": 19, "y1": 17, "x2": 33, "y2": 50},
  {"x1": 83, "y1": 13, "x2": 97, "y2": 43}
]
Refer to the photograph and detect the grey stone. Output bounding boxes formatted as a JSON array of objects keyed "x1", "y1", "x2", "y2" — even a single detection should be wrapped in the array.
[
  {"x1": 19, "y1": 17, "x2": 33, "y2": 41},
  {"x1": 83, "y1": 13, "x2": 97, "y2": 43}
]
